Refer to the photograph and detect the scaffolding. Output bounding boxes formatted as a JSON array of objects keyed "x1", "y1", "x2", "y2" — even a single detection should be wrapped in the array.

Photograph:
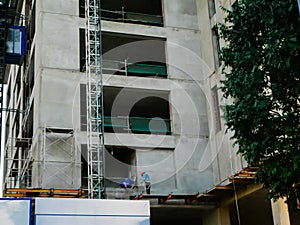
[
  {"x1": 85, "y1": 0, "x2": 105, "y2": 199},
  {"x1": 4, "y1": 137, "x2": 32, "y2": 189},
  {"x1": 41, "y1": 127, "x2": 79, "y2": 189}
]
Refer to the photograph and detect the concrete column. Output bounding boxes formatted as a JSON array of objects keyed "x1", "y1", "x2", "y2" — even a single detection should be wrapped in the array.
[
  {"x1": 271, "y1": 198, "x2": 291, "y2": 225},
  {"x1": 203, "y1": 207, "x2": 231, "y2": 225}
]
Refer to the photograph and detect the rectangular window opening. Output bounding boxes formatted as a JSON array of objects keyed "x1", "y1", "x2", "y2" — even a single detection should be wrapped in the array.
[
  {"x1": 79, "y1": 0, "x2": 164, "y2": 27},
  {"x1": 104, "y1": 86, "x2": 171, "y2": 135},
  {"x1": 80, "y1": 30, "x2": 168, "y2": 79},
  {"x1": 81, "y1": 145, "x2": 137, "y2": 189},
  {"x1": 208, "y1": 0, "x2": 216, "y2": 18},
  {"x1": 105, "y1": 146, "x2": 136, "y2": 188},
  {"x1": 79, "y1": 85, "x2": 172, "y2": 135},
  {"x1": 212, "y1": 86, "x2": 221, "y2": 132},
  {"x1": 212, "y1": 27, "x2": 221, "y2": 70}
]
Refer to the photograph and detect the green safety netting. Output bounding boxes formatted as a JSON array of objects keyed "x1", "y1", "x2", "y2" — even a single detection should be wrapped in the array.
[
  {"x1": 104, "y1": 117, "x2": 127, "y2": 128},
  {"x1": 130, "y1": 117, "x2": 170, "y2": 133},
  {"x1": 104, "y1": 117, "x2": 171, "y2": 133},
  {"x1": 127, "y1": 63, "x2": 167, "y2": 76}
]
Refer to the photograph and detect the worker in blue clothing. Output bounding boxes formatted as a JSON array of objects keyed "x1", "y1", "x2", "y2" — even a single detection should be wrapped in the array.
[
  {"x1": 119, "y1": 178, "x2": 134, "y2": 189},
  {"x1": 140, "y1": 171, "x2": 151, "y2": 194}
]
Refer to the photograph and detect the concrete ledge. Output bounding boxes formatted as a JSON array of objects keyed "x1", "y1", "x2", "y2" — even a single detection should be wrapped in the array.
[{"x1": 104, "y1": 133, "x2": 177, "y2": 149}]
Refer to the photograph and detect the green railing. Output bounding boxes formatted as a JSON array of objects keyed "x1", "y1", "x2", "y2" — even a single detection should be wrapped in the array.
[
  {"x1": 104, "y1": 116, "x2": 171, "y2": 134},
  {"x1": 104, "y1": 116, "x2": 128, "y2": 129},
  {"x1": 127, "y1": 63, "x2": 167, "y2": 77},
  {"x1": 102, "y1": 60, "x2": 168, "y2": 78}
]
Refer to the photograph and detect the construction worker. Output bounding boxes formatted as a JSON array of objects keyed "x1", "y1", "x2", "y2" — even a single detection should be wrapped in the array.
[{"x1": 140, "y1": 171, "x2": 151, "y2": 194}]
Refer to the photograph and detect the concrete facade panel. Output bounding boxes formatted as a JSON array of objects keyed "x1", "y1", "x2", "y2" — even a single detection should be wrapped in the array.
[
  {"x1": 39, "y1": 70, "x2": 82, "y2": 129},
  {"x1": 40, "y1": 0, "x2": 78, "y2": 16},
  {"x1": 164, "y1": 0, "x2": 199, "y2": 29},
  {"x1": 4, "y1": 0, "x2": 248, "y2": 199},
  {"x1": 40, "y1": 13, "x2": 79, "y2": 70}
]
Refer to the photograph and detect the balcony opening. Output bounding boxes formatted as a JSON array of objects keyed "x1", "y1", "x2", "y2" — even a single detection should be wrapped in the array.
[
  {"x1": 79, "y1": 85, "x2": 171, "y2": 135},
  {"x1": 102, "y1": 32, "x2": 167, "y2": 78},
  {"x1": 80, "y1": 30, "x2": 167, "y2": 78},
  {"x1": 104, "y1": 86, "x2": 171, "y2": 135},
  {"x1": 105, "y1": 146, "x2": 136, "y2": 188},
  {"x1": 81, "y1": 145, "x2": 136, "y2": 191},
  {"x1": 79, "y1": 0, "x2": 163, "y2": 26}
]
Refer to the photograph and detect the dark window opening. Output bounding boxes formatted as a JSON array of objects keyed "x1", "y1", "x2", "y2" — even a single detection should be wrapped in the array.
[
  {"x1": 81, "y1": 145, "x2": 136, "y2": 190},
  {"x1": 80, "y1": 84, "x2": 87, "y2": 131},
  {"x1": 104, "y1": 86, "x2": 171, "y2": 135},
  {"x1": 5, "y1": 121, "x2": 9, "y2": 144},
  {"x1": 80, "y1": 85, "x2": 171, "y2": 135},
  {"x1": 79, "y1": 0, "x2": 84, "y2": 18},
  {"x1": 14, "y1": 113, "x2": 19, "y2": 137},
  {"x1": 208, "y1": 0, "x2": 216, "y2": 18},
  {"x1": 79, "y1": 0, "x2": 163, "y2": 27},
  {"x1": 105, "y1": 146, "x2": 136, "y2": 188},
  {"x1": 212, "y1": 27, "x2": 221, "y2": 70},
  {"x1": 79, "y1": 30, "x2": 167, "y2": 79},
  {"x1": 81, "y1": 144, "x2": 88, "y2": 190},
  {"x1": 79, "y1": 29, "x2": 85, "y2": 72},
  {"x1": 212, "y1": 86, "x2": 221, "y2": 132}
]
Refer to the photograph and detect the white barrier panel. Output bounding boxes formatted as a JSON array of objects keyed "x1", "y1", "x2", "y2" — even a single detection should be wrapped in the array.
[
  {"x1": 35, "y1": 198, "x2": 150, "y2": 225},
  {"x1": 0, "y1": 198, "x2": 32, "y2": 225}
]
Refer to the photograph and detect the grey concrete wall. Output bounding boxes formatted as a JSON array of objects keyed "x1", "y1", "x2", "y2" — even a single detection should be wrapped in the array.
[
  {"x1": 164, "y1": 0, "x2": 199, "y2": 29},
  {"x1": 26, "y1": 0, "x2": 245, "y2": 193},
  {"x1": 31, "y1": 0, "x2": 83, "y2": 188}
]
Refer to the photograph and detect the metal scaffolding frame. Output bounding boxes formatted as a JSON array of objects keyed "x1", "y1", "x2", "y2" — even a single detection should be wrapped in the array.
[
  {"x1": 41, "y1": 127, "x2": 79, "y2": 189},
  {"x1": 4, "y1": 137, "x2": 32, "y2": 189},
  {"x1": 85, "y1": 0, "x2": 105, "y2": 199}
]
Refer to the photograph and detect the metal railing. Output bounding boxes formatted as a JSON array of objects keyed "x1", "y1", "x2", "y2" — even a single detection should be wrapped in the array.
[
  {"x1": 104, "y1": 116, "x2": 171, "y2": 134},
  {"x1": 102, "y1": 59, "x2": 168, "y2": 78},
  {"x1": 101, "y1": 8, "x2": 163, "y2": 26}
]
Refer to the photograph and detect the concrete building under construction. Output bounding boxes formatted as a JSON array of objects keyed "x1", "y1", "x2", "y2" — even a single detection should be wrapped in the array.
[{"x1": 1, "y1": 0, "x2": 299, "y2": 224}]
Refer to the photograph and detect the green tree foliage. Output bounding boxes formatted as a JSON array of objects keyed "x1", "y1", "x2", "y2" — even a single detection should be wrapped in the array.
[{"x1": 219, "y1": 0, "x2": 300, "y2": 205}]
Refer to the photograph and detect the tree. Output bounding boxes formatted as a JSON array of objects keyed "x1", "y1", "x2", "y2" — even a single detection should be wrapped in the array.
[{"x1": 219, "y1": 0, "x2": 300, "y2": 206}]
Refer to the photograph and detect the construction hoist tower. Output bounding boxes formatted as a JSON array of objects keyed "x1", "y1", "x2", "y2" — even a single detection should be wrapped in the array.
[{"x1": 85, "y1": 0, "x2": 105, "y2": 199}]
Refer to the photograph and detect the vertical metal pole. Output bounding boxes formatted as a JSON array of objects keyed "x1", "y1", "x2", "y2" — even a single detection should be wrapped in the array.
[
  {"x1": 85, "y1": 0, "x2": 104, "y2": 199},
  {"x1": 99, "y1": 0, "x2": 105, "y2": 199}
]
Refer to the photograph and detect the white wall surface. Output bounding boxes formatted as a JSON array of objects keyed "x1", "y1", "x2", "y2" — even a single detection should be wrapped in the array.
[
  {"x1": 0, "y1": 198, "x2": 32, "y2": 225},
  {"x1": 35, "y1": 198, "x2": 150, "y2": 225}
]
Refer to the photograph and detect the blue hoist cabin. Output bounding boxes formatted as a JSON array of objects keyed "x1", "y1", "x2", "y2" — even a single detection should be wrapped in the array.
[{"x1": 5, "y1": 25, "x2": 26, "y2": 64}]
